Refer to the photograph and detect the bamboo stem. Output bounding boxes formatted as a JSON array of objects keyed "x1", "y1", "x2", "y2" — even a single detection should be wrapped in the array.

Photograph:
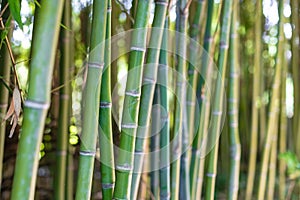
[
  {"x1": 130, "y1": 1, "x2": 169, "y2": 199},
  {"x1": 10, "y1": 0, "x2": 64, "y2": 199},
  {"x1": 113, "y1": 1, "x2": 151, "y2": 199},
  {"x1": 257, "y1": 1, "x2": 285, "y2": 199},
  {"x1": 245, "y1": 0, "x2": 262, "y2": 199},
  {"x1": 54, "y1": 0, "x2": 71, "y2": 199},
  {"x1": 228, "y1": 1, "x2": 241, "y2": 199},
  {"x1": 75, "y1": 0, "x2": 108, "y2": 199}
]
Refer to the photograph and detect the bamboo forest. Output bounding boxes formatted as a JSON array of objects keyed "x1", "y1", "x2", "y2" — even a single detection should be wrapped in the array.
[{"x1": 0, "y1": 0, "x2": 300, "y2": 199}]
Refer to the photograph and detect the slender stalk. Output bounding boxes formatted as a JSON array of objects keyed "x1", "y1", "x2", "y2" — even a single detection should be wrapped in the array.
[
  {"x1": 291, "y1": 0, "x2": 300, "y2": 158},
  {"x1": 190, "y1": 1, "x2": 218, "y2": 198},
  {"x1": 171, "y1": 0, "x2": 190, "y2": 199},
  {"x1": 176, "y1": 0, "x2": 192, "y2": 199},
  {"x1": 159, "y1": 18, "x2": 171, "y2": 200},
  {"x1": 150, "y1": 87, "x2": 160, "y2": 199},
  {"x1": 75, "y1": 0, "x2": 108, "y2": 199},
  {"x1": 10, "y1": 0, "x2": 64, "y2": 199},
  {"x1": 113, "y1": 1, "x2": 151, "y2": 199},
  {"x1": 279, "y1": 48, "x2": 287, "y2": 200},
  {"x1": 245, "y1": 0, "x2": 262, "y2": 199},
  {"x1": 130, "y1": 1, "x2": 168, "y2": 199},
  {"x1": 0, "y1": 0, "x2": 11, "y2": 189},
  {"x1": 228, "y1": 1, "x2": 241, "y2": 199},
  {"x1": 54, "y1": 0, "x2": 71, "y2": 199},
  {"x1": 187, "y1": 1, "x2": 207, "y2": 199},
  {"x1": 257, "y1": 1, "x2": 285, "y2": 199},
  {"x1": 205, "y1": 1, "x2": 233, "y2": 199},
  {"x1": 98, "y1": 1, "x2": 115, "y2": 199}
]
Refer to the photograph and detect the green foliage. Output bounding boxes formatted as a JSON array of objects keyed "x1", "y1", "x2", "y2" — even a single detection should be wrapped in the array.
[
  {"x1": 8, "y1": 0, "x2": 23, "y2": 30},
  {"x1": 279, "y1": 151, "x2": 300, "y2": 179}
]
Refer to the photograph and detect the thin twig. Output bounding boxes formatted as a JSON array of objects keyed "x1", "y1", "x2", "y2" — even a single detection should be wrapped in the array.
[
  {"x1": 114, "y1": 0, "x2": 134, "y2": 24},
  {"x1": 0, "y1": 3, "x2": 9, "y2": 17}
]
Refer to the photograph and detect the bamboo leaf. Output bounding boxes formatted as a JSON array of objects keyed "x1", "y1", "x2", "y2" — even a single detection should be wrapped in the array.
[{"x1": 8, "y1": 0, "x2": 23, "y2": 30}]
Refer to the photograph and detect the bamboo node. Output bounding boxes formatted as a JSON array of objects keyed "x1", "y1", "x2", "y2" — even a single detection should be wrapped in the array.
[
  {"x1": 0, "y1": 103, "x2": 8, "y2": 108},
  {"x1": 143, "y1": 77, "x2": 156, "y2": 84},
  {"x1": 56, "y1": 150, "x2": 67, "y2": 156},
  {"x1": 24, "y1": 100, "x2": 50, "y2": 110},
  {"x1": 116, "y1": 163, "x2": 133, "y2": 171},
  {"x1": 220, "y1": 41, "x2": 229, "y2": 49},
  {"x1": 107, "y1": 7, "x2": 112, "y2": 13},
  {"x1": 229, "y1": 122, "x2": 238, "y2": 128},
  {"x1": 230, "y1": 72, "x2": 239, "y2": 78},
  {"x1": 160, "y1": 193, "x2": 171, "y2": 200},
  {"x1": 100, "y1": 102, "x2": 112, "y2": 108},
  {"x1": 79, "y1": 150, "x2": 96, "y2": 156},
  {"x1": 206, "y1": 173, "x2": 216, "y2": 178},
  {"x1": 121, "y1": 123, "x2": 137, "y2": 129},
  {"x1": 130, "y1": 46, "x2": 146, "y2": 52},
  {"x1": 88, "y1": 62, "x2": 104, "y2": 69},
  {"x1": 125, "y1": 90, "x2": 140, "y2": 97},
  {"x1": 186, "y1": 100, "x2": 195, "y2": 106},
  {"x1": 60, "y1": 94, "x2": 69, "y2": 100},
  {"x1": 155, "y1": 1, "x2": 169, "y2": 6},
  {"x1": 212, "y1": 110, "x2": 222, "y2": 116},
  {"x1": 102, "y1": 182, "x2": 115, "y2": 189},
  {"x1": 188, "y1": 69, "x2": 195, "y2": 75}
]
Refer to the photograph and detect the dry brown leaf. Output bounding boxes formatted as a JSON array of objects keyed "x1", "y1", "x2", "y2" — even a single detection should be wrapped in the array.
[{"x1": 4, "y1": 87, "x2": 22, "y2": 138}]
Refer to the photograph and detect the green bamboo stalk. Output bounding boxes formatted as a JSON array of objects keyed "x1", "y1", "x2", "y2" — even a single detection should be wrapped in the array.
[
  {"x1": 267, "y1": 125, "x2": 279, "y2": 200},
  {"x1": 129, "y1": 1, "x2": 168, "y2": 199},
  {"x1": 228, "y1": 1, "x2": 241, "y2": 199},
  {"x1": 75, "y1": 0, "x2": 108, "y2": 199},
  {"x1": 189, "y1": 1, "x2": 218, "y2": 198},
  {"x1": 187, "y1": 1, "x2": 207, "y2": 199},
  {"x1": 113, "y1": 1, "x2": 151, "y2": 199},
  {"x1": 66, "y1": 146, "x2": 75, "y2": 200},
  {"x1": 205, "y1": 1, "x2": 233, "y2": 199},
  {"x1": 279, "y1": 48, "x2": 287, "y2": 200},
  {"x1": 158, "y1": 20, "x2": 171, "y2": 200},
  {"x1": 10, "y1": 0, "x2": 64, "y2": 199},
  {"x1": 257, "y1": 1, "x2": 285, "y2": 199},
  {"x1": 150, "y1": 87, "x2": 161, "y2": 199},
  {"x1": 98, "y1": 1, "x2": 115, "y2": 199},
  {"x1": 176, "y1": 0, "x2": 192, "y2": 199},
  {"x1": 0, "y1": 0, "x2": 11, "y2": 189},
  {"x1": 171, "y1": 0, "x2": 190, "y2": 199},
  {"x1": 245, "y1": 0, "x2": 262, "y2": 199},
  {"x1": 291, "y1": 0, "x2": 300, "y2": 158},
  {"x1": 54, "y1": 0, "x2": 71, "y2": 199}
]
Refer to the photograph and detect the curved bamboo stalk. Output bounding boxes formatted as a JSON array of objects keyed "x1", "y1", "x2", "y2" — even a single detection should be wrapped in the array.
[
  {"x1": 129, "y1": 1, "x2": 169, "y2": 199},
  {"x1": 159, "y1": 19, "x2": 171, "y2": 199},
  {"x1": 10, "y1": 0, "x2": 64, "y2": 199},
  {"x1": 245, "y1": 0, "x2": 262, "y2": 199},
  {"x1": 54, "y1": 0, "x2": 71, "y2": 199},
  {"x1": 98, "y1": 1, "x2": 115, "y2": 199},
  {"x1": 257, "y1": 1, "x2": 285, "y2": 199},
  {"x1": 113, "y1": 1, "x2": 151, "y2": 199},
  {"x1": 205, "y1": 1, "x2": 233, "y2": 199},
  {"x1": 75, "y1": 0, "x2": 108, "y2": 199},
  {"x1": 228, "y1": 1, "x2": 241, "y2": 199}
]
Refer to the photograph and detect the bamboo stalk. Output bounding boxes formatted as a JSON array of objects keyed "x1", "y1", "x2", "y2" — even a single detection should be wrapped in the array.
[
  {"x1": 113, "y1": 1, "x2": 151, "y2": 199},
  {"x1": 187, "y1": 1, "x2": 206, "y2": 199},
  {"x1": 205, "y1": 1, "x2": 233, "y2": 199},
  {"x1": 98, "y1": 1, "x2": 115, "y2": 199},
  {"x1": 10, "y1": 0, "x2": 64, "y2": 199},
  {"x1": 158, "y1": 18, "x2": 171, "y2": 200},
  {"x1": 245, "y1": 0, "x2": 262, "y2": 199},
  {"x1": 257, "y1": 1, "x2": 285, "y2": 199},
  {"x1": 228, "y1": 1, "x2": 241, "y2": 199},
  {"x1": 54, "y1": 0, "x2": 71, "y2": 199},
  {"x1": 130, "y1": 1, "x2": 168, "y2": 199},
  {"x1": 0, "y1": 0, "x2": 11, "y2": 189},
  {"x1": 171, "y1": 0, "x2": 190, "y2": 199},
  {"x1": 189, "y1": 1, "x2": 218, "y2": 198},
  {"x1": 75, "y1": 0, "x2": 108, "y2": 199},
  {"x1": 279, "y1": 47, "x2": 287, "y2": 200},
  {"x1": 291, "y1": 0, "x2": 300, "y2": 158}
]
